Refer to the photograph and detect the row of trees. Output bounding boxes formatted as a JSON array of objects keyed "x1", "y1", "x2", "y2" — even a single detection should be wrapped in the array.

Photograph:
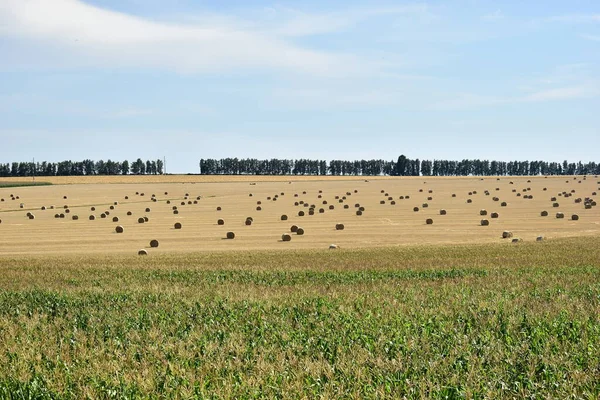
[
  {"x1": 200, "y1": 157, "x2": 600, "y2": 176},
  {"x1": 2, "y1": 157, "x2": 598, "y2": 177},
  {"x1": 0, "y1": 159, "x2": 164, "y2": 177}
]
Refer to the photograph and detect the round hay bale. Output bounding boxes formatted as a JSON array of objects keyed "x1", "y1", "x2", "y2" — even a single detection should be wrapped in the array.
[
  {"x1": 516, "y1": 193, "x2": 521, "y2": 197},
  {"x1": 380, "y1": 200, "x2": 385, "y2": 204},
  {"x1": 63, "y1": 196, "x2": 67, "y2": 199},
  {"x1": 512, "y1": 238, "x2": 522, "y2": 243},
  {"x1": 317, "y1": 208, "x2": 324, "y2": 214},
  {"x1": 145, "y1": 208, "x2": 151, "y2": 213},
  {"x1": 452, "y1": 194, "x2": 456, "y2": 197},
  {"x1": 422, "y1": 203, "x2": 429, "y2": 208},
  {"x1": 89, "y1": 215, "x2": 95, "y2": 220},
  {"x1": 480, "y1": 219, "x2": 490, "y2": 226},
  {"x1": 26, "y1": 212, "x2": 32, "y2": 217},
  {"x1": 294, "y1": 202, "x2": 299, "y2": 206},
  {"x1": 174, "y1": 222, "x2": 182, "y2": 229},
  {"x1": 413, "y1": 207, "x2": 419, "y2": 212},
  {"x1": 493, "y1": 197, "x2": 499, "y2": 201},
  {"x1": 112, "y1": 216, "x2": 119, "y2": 222},
  {"x1": 502, "y1": 231, "x2": 513, "y2": 239},
  {"x1": 354, "y1": 190, "x2": 358, "y2": 193},
  {"x1": 390, "y1": 201, "x2": 396, "y2": 205},
  {"x1": 100, "y1": 213, "x2": 106, "y2": 219},
  {"x1": 585, "y1": 204, "x2": 592, "y2": 209},
  {"x1": 440, "y1": 209, "x2": 447, "y2": 215},
  {"x1": 467, "y1": 199, "x2": 473, "y2": 204},
  {"x1": 59, "y1": 214, "x2": 65, "y2": 219},
  {"x1": 318, "y1": 195, "x2": 322, "y2": 199},
  {"x1": 226, "y1": 232, "x2": 235, "y2": 239},
  {"x1": 217, "y1": 219, "x2": 225, "y2": 225},
  {"x1": 41, "y1": 206, "x2": 46, "y2": 211},
  {"x1": 296, "y1": 227, "x2": 305, "y2": 235},
  {"x1": 127, "y1": 211, "x2": 132, "y2": 216},
  {"x1": 480, "y1": 209, "x2": 487, "y2": 216},
  {"x1": 256, "y1": 206, "x2": 262, "y2": 211},
  {"x1": 553, "y1": 203, "x2": 559, "y2": 208},
  {"x1": 501, "y1": 202, "x2": 507, "y2": 207},
  {"x1": 115, "y1": 225, "x2": 124, "y2": 233},
  {"x1": 355, "y1": 203, "x2": 360, "y2": 208},
  {"x1": 406, "y1": 195, "x2": 411, "y2": 199},
  {"x1": 329, "y1": 205, "x2": 335, "y2": 210},
  {"x1": 138, "y1": 217, "x2": 145, "y2": 224},
  {"x1": 426, "y1": 218, "x2": 433, "y2": 225},
  {"x1": 356, "y1": 210, "x2": 363, "y2": 216},
  {"x1": 291, "y1": 225, "x2": 299, "y2": 233},
  {"x1": 419, "y1": 189, "x2": 423, "y2": 193},
  {"x1": 427, "y1": 197, "x2": 433, "y2": 201},
  {"x1": 344, "y1": 204, "x2": 349, "y2": 209},
  {"x1": 491, "y1": 212, "x2": 499, "y2": 219},
  {"x1": 63, "y1": 205, "x2": 68, "y2": 209},
  {"x1": 319, "y1": 190, "x2": 323, "y2": 194},
  {"x1": 55, "y1": 214, "x2": 60, "y2": 219},
  {"x1": 245, "y1": 219, "x2": 252, "y2": 226},
  {"x1": 138, "y1": 249, "x2": 148, "y2": 256},
  {"x1": 125, "y1": 196, "x2": 129, "y2": 200},
  {"x1": 109, "y1": 205, "x2": 115, "y2": 210},
  {"x1": 281, "y1": 215, "x2": 288, "y2": 221},
  {"x1": 536, "y1": 236, "x2": 544, "y2": 241},
  {"x1": 541, "y1": 211, "x2": 548, "y2": 217},
  {"x1": 571, "y1": 214, "x2": 579, "y2": 221},
  {"x1": 173, "y1": 210, "x2": 179, "y2": 215},
  {"x1": 338, "y1": 199, "x2": 344, "y2": 203},
  {"x1": 281, "y1": 233, "x2": 292, "y2": 242},
  {"x1": 551, "y1": 197, "x2": 557, "y2": 201},
  {"x1": 335, "y1": 223, "x2": 345, "y2": 230},
  {"x1": 322, "y1": 200, "x2": 328, "y2": 205},
  {"x1": 308, "y1": 210, "x2": 315, "y2": 216},
  {"x1": 556, "y1": 212, "x2": 564, "y2": 219},
  {"x1": 359, "y1": 206, "x2": 365, "y2": 212},
  {"x1": 28, "y1": 214, "x2": 35, "y2": 220}
]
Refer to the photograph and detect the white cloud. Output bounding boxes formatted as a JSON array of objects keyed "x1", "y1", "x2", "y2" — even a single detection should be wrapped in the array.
[
  {"x1": 581, "y1": 34, "x2": 600, "y2": 41},
  {"x1": 521, "y1": 86, "x2": 598, "y2": 102},
  {"x1": 262, "y1": 5, "x2": 436, "y2": 37},
  {"x1": 546, "y1": 14, "x2": 600, "y2": 23},
  {"x1": 0, "y1": 0, "x2": 362, "y2": 76},
  {"x1": 482, "y1": 10, "x2": 504, "y2": 21}
]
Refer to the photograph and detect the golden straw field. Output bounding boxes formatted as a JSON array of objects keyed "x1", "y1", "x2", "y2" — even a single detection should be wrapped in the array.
[
  {"x1": 0, "y1": 175, "x2": 598, "y2": 255},
  {"x1": 0, "y1": 175, "x2": 599, "y2": 398}
]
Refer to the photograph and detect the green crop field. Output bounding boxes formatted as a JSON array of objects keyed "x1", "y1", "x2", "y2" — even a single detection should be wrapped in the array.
[
  {"x1": 0, "y1": 181, "x2": 52, "y2": 189},
  {"x1": 0, "y1": 236, "x2": 599, "y2": 399}
]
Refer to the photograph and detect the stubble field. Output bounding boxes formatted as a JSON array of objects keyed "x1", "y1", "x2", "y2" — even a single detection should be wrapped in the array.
[
  {"x1": 0, "y1": 175, "x2": 599, "y2": 398},
  {"x1": 0, "y1": 175, "x2": 598, "y2": 254}
]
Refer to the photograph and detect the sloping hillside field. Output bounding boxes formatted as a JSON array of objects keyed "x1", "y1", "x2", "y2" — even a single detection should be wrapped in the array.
[
  {"x1": 0, "y1": 175, "x2": 598, "y2": 254},
  {"x1": 0, "y1": 175, "x2": 599, "y2": 398}
]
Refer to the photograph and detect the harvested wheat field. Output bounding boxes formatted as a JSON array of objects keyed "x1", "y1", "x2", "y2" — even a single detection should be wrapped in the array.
[{"x1": 0, "y1": 175, "x2": 598, "y2": 255}]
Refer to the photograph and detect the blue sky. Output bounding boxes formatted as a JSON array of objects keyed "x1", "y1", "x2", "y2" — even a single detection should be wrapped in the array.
[{"x1": 1, "y1": 0, "x2": 599, "y2": 173}]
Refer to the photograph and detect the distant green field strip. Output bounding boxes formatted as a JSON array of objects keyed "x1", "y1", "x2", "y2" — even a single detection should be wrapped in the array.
[{"x1": 0, "y1": 181, "x2": 52, "y2": 188}]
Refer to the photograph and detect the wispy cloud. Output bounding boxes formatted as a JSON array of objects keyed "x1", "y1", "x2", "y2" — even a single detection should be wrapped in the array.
[
  {"x1": 581, "y1": 34, "x2": 600, "y2": 41},
  {"x1": 261, "y1": 5, "x2": 436, "y2": 37},
  {"x1": 546, "y1": 14, "x2": 600, "y2": 23},
  {"x1": 481, "y1": 10, "x2": 504, "y2": 21},
  {"x1": 0, "y1": 0, "x2": 363, "y2": 76}
]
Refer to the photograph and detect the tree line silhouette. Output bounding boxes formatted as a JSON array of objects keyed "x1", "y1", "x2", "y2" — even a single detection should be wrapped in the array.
[
  {"x1": 1, "y1": 156, "x2": 597, "y2": 177},
  {"x1": 0, "y1": 159, "x2": 164, "y2": 177},
  {"x1": 199, "y1": 157, "x2": 600, "y2": 176}
]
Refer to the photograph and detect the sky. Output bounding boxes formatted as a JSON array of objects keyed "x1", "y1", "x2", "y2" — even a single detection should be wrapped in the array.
[{"x1": 0, "y1": 0, "x2": 599, "y2": 173}]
